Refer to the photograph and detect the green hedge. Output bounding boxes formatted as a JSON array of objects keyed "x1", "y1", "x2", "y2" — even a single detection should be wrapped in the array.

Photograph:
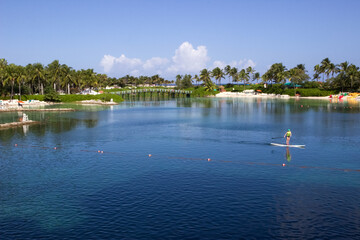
[
  {"x1": 101, "y1": 87, "x2": 169, "y2": 93},
  {"x1": 251, "y1": 84, "x2": 336, "y2": 96},
  {"x1": 2, "y1": 95, "x2": 45, "y2": 101},
  {"x1": 187, "y1": 87, "x2": 218, "y2": 97},
  {"x1": 283, "y1": 88, "x2": 337, "y2": 96},
  {"x1": 59, "y1": 94, "x2": 123, "y2": 102}
]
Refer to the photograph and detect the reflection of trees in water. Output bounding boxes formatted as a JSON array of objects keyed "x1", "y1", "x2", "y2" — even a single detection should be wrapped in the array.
[
  {"x1": 0, "y1": 113, "x2": 99, "y2": 143},
  {"x1": 176, "y1": 98, "x2": 214, "y2": 108}
]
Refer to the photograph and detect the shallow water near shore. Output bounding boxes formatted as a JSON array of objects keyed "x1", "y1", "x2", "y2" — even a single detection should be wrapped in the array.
[{"x1": 0, "y1": 98, "x2": 360, "y2": 239}]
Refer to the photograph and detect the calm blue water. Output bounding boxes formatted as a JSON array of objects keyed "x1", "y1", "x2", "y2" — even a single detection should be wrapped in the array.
[{"x1": 1, "y1": 98, "x2": 360, "y2": 239}]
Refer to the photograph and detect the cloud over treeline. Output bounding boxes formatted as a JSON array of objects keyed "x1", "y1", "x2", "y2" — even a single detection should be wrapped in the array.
[{"x1": 100, "y1": 41, "x2": 255, "y2": 79}]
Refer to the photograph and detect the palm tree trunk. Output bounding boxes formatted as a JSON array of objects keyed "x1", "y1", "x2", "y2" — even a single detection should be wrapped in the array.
[
  {"x1": 19, "y1": 82, "x2": 21, "y2": 101},
  {"x1": 11, "y1": 80, "x2": 14, "y2": 100}
]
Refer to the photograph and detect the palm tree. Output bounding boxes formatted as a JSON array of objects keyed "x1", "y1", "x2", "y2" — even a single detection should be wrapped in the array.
[
  {"x1": 347, "y1": 64, "x2": 359, "y2": 90},
  {"x1": 16, "y1": 65, "x2": 26, "y2": 100},
  {"x1": 192, "y1": 74, "x2": 200, "y2": 86},
  {"x1": 80, "y1": 69, "x2": 97, "y2": 89},
  {"x1": 320, "y1": 58, "x2": 331, "y2": 82},
  {"x1": 4, "y1": 64, "x2": 18, "y2": 100},
  {"x1": 313, "y1": 64, "x2": 321, "y2": 81},
  {"x1": 246, "y1": 66, "x2": 255, "y2": 83},
  {"x1": 328, "y1": 63, "x2": 338, "y2": 79},
  {"x1": 265, "y1": 63, "x2": 287, "y2": 84},
  {"x1": 60, "y1": 65, "x2": 74, "y2": 94},
  {"x1": 261, "y1": 72, "x2": 270, "y2": 85},
  {"x1": 296, "y1": 64, "x2": 306, "y2": 71},
  {"x1": 313, "y1": 73, "x2": 321, "y2": 82},
  {"x1": 0, "y1": 59, "x2": 8, "y2": 96},
  {"x1": 288, "y1": 67, "x2": 309, "y2": 95},
  {"x1": 175, "y1": 74, "x2": 182, "y2": 88},
  {"x1": 46, "y1": 60, "x2": 61, "y2": 91},
  {"x1": 337, "y1": 61, "x2": 350, "y2": 92},
  {"x1": 200, "y1": 69, "x2": 215, "y2": 91},
  {"x1": 229, "y1": 67, "x2": 238, "y2": 84},
  {"x1": 224, "y1": 65, "x2": 231, "y2": 83},
  {"x1": 253, "y1": 72, "x2": 260, "y2": 83},
  {"x1": 211, "y1": 67, "x2": 225, "y2": 86},
  {"x1": 238, "y1": 69, "x2": 249, "y2": 90},
  {"x1": 32, "y1": 63, "x2": 46, "y2": 94}
]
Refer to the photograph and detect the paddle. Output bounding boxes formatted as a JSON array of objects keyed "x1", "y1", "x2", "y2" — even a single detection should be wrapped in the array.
[{"x1": 271, "y1": 137, "x2": 283, "y2": 139}]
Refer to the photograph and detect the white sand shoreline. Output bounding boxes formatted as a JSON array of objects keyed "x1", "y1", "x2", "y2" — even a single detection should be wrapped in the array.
[
  {"x1": 214, "y1": 92, "x2": 360, "y2": 103},
  {"x1": 215, "y1": 92, "x2": 332, "y2": 100},
  {"x1": 0, "y1": 99, "x2": 118, "y2": 112},
  {"x1": 76, "y1": 100, "x2": 118, "y2": 105}
]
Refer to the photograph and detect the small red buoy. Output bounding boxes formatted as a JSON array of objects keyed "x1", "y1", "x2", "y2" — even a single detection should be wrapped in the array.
[
  {"x1": 54, "y1": 147, "x2": 57, "y2": 150},
  {"x1": 282, "y1": 163, "x2": 286, "y2": 167},
  {"x1": 148, "y1": 154, "x2": 152, "y2": 157},
  {"x1": 15, "y1": 144, "x2": 18, "y2": 147},
  {"x1": 208, "y1": 158, "x2": 211, "y2": 161},
  {"x1": 98, "y1": 150, "x2": 101, "y2": 153}
]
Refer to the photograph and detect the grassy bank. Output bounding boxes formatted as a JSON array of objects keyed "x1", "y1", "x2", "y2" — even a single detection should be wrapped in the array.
[{"x1": 101, "y1": 86, "x2": 171, "y2": 93}]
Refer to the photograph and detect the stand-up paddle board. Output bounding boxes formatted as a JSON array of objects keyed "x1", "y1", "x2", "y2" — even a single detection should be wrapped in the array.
[{"x1": 271, "y1": 143, "x2": 305, "y2": 148}]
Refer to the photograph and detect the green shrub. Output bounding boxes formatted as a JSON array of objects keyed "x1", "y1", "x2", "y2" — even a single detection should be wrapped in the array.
[
  {"x1": 186, "y1": 87, "x2": 217, "y2": 97},
  {"x1": 44, "y1": 86, "x2": 61, "y2": 102},
  {"x1": 2, "y1": 95, "x2": 45, "y2": 101},
  {"x1": 58, "y1": 94, "x2": 123, "y2": 102},
  {"x1": 21, "y1": 95, "x2": 45, "y2": 101},
  {"x1": 283, "y1": 88, "x2": 336, "y2": 96}
]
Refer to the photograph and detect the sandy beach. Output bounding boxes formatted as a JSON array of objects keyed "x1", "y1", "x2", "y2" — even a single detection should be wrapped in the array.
[
  {"x1": 215, "y1": 92, "x2": 292, "y2": 99},
  {"x1": 76, "y1": 100, "x2": 118, "y2": 105},
  {"x1": 215, "y1": 92, "x2": 333, "y2": 100},
  {"x1": 0, "y1": 99, "x2": 118, "y2": 112},
  {"x1": 0, "y1": 100, "x2": 75, "y2": 112},
  {"x1": 215, "y1": 92, "x2": 360, "y2": 103}
]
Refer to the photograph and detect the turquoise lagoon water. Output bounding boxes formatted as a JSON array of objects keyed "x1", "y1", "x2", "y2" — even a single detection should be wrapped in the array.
[{"x1": 0, "y1": 98, "x2": 360, "y2": 239}]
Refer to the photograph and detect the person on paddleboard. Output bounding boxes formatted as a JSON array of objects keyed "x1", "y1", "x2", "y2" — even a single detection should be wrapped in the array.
[{"x1": 284, "y1": 129, "x2": 292, "y2": 145}]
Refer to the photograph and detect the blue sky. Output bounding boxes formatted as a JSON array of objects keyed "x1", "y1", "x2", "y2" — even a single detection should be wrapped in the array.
[{"x1": 1, "y1": 0, "x2": 360, "y2": 80}]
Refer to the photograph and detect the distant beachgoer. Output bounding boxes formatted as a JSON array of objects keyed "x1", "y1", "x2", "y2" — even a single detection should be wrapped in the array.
[
  {"x1": 284, "y1": 129, "x2": 292, "y2": 145},
  {"x1": 18, "y1": 102, "x2": 23, "y2": 107}
]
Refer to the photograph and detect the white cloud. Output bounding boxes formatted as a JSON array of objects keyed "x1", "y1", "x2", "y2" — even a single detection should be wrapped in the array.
[
  {"x1": 100, "y1": 55, "x2": 116, "y2": 72},
  {"x1": 167, "y1": 42, "x2": 209, "y2": 73},
  {"x1": 243, "y1": 59, "x2": 256, "y2": 69},
  {"x1": 213, "y1": 59, "x2": 256, "y2": 70},
  {"x1": 100, "y1": 42, "x2": 255, "y2": 78},
  {"x1": 143, "y1": 57, "x2": 169, "y2": 75},
  {"x1": 100, "y1": 54, "x2": 142, "y2": 75},
  {"x1": 213, "y1": 60, "x2": 226, "y2": 69}
]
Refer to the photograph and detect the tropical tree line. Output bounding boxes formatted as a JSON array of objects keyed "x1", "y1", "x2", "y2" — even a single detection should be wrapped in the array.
[
  {"x1": 0, "y1": 58, "x2": 173, "y2": 99},
  {"x1": 175, "y1": 58, "x2": 360, "y2": 92},
  {"x1": 1, "y1": 57, "x2": 360, "y2": 100}
]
